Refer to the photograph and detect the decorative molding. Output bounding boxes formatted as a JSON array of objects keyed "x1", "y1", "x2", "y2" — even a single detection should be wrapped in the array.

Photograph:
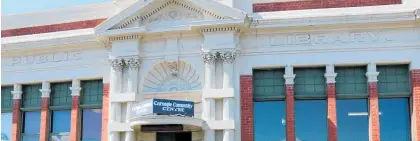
[
  {"x1": 415, "y1": 9, "x2": 420, "y2": 20},
  {"x1": 108, "y1": 34, "x2": 141, "y2": 42},
  {"x1": 201, "y1": 51, "x2": 218, "y2": 65},
  {"x1": 325, "y1": 64, "x2": 337, "y2": 83},
  {"x1": 124, "y1": 56, "x2": 141, "y2": 70},
  {"x1": 284, "y1": 65, "x2": 295, "y2": 85},
  {"x1": 70, "y1": 87, "x2": 82, "y2": 96},
  {"x1": 200, "y1": 27, "x2": 239, "y2": 33},
  {"x1": 109, "y1": 58, "x2": 125, "y2": 71},
  {"x1": 143, "y1": 61, "x2": 201, "y2": 92},
  {"x1": 40, "y1": 89, "x2": 51, "y2": 98},
  {"x1": 11, "y1": 91, "x2": 22, "y2": 100},
  {"x1": 366, "y1": 62, "x2": 380, "y2": 82},
  {"x1": 116, "y1": 0, "x2": 224, "y2": 29},
  {"x1": 220, "y1": 51, "x2": 236, "y2": 64}
]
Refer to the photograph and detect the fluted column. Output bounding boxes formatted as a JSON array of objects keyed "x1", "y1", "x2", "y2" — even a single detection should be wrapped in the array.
[
  {"x1": 39, "y1": 82, "x2": 51, "y2": 141},
  {"x1": 124, "y1": 56, "x2": 140, "y2": 141},
  {"x1": 109, "y1": 58, "x2": 124, "y2": 141},
  {"x1": 221, "y1": 51, "x2": 236, "y2": 141},
  {"x1": 202, "y1": 51, "x2": 217, "y2": 141}
]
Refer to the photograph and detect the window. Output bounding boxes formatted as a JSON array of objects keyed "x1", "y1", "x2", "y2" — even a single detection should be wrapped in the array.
[
  {"x1": 253, "y1": 69, "x2": 285, "y2": 100},
  {"x1": 379, "y1": 98, "x2": 410, "y2": 141},
  {"x1": 294, "y1": 68, "x2": 325, "y2": 98},
  {"x1": 1, "y1": 113, "x2": 13, "y2": 141},
  {"x1": 377, "y1": 65, "x2": 410, "y2": 95},
  {"x1": 21, "y1": 84, "x2": 42, "y2": 141},
  {"x1": 1, "y1": 86, "x2": 13, "y2": 141},
  {"x1": 81, "y1": 80, "x2": 103, "y2": 105},
  {"x1": 1, "y1": 86, "x2": 14, "y2": 112},
  {"x1": 336, "y1": 67, "x2": 367, "y2": 96},
  {"x1": 254, "y1": 101, "x2": 286, "y2": 141},
  {"x1": 80, "y1": 80, "x2": 103, "y2": 141},
  {"x1": 337, "y1": 99, "x2": 369, "y2": 141},
  {"x1": 49, "y1": 82, "x2": 72, "y2": 141},
  {"x1": 253, "y1": 69, "x2": 286, "y2": 141},
  {"x1": 22, "y1": 112, "x2": 41, "y2": 141},
  {"x1": 295, "y1": 100, "x2": 327, "y2": 141},
  {"x1": 81, "y1": 109, "x2": 102, "y2": 141},
  {"x1": 50, "y1": 110, "x2": 71, "y2": 141}
]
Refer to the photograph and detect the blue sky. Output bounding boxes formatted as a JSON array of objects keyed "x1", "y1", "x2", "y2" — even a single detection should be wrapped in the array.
[{"x1": 2, "y1": 0, "x2": 112, "y2": 15}]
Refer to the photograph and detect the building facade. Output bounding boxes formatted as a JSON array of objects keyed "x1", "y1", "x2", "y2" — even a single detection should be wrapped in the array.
[{"x1": 1, "y1": 0, "x2": 420, "y2": 141}]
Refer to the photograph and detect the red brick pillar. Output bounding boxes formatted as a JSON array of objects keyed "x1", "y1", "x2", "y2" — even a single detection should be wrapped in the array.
[
  {"x1": 327, "y1": 83, "x2": 338, "y2": 141},
  {"x1": 70, "y1": 96, "x2": 80, "y2": 141},
  {"x1": 101, "y1": 83, "x2": 110, "y2": 141},
  {"x1": 39, "y1": 97, "x2": 50, "y2": 141},
  {"x1": 368, "y1": 82, "x2": 380, "y2": 141},
  {"x1": 285, "y1": 84, "x2": 295, "y2": 141},
  {"x1": 11, "y1": 98, "x2": 21, "y2": 141},
  {"x1": 412, "y1": 69, "x2": 420, "y2": 140},
  {"x1": 240, "y1": 75, "x2": 253, "y2": 141}
]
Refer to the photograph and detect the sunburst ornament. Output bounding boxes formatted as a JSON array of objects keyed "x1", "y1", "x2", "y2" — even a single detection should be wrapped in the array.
[{"x1": 143, "y1": 61, "x2": 201, "y2": 92}]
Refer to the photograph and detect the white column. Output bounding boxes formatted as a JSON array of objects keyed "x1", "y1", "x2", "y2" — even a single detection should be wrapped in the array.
[
  {"x1": 70, "y1": 79, "x2": 82, "y2": 96},
  {"x1": 202, "y1": 51, "x2": 217, "y2": 141},
  {"x1": 109, "y1": 58, "x2": 124, "y2": 141},
  {"x1": 221, "y1": 51, "x2": 236, "y2": 141},
  {"x1": 325, "y1": 64, "x2": 337, "y2": 83},
  {"x1": 124, "y1": 56, "x2": 140, "y2": 141}
]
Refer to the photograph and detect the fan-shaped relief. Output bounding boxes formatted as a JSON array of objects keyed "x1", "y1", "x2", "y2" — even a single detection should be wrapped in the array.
[{"x1": 143, "y1": 61, "x2": 201, "y2": 92}]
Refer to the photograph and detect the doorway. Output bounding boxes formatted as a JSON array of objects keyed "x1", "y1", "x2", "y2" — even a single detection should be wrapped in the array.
[{"x1": 156, "y1": 132, "x2": 192, "y2": 141}]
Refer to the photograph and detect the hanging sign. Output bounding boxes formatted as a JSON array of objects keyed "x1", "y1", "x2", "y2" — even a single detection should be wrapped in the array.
[{"x1": 131, "y1": 99, "x2": 194, "y2": 118}]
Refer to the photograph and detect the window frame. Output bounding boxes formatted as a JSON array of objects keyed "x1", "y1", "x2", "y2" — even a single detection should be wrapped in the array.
[
  {"x1": 1, "y1": 86, "x2": 14, "y2": 113},
  {"x1": 377, "y1": 64, "x2": 411, "y2": 97},
  {"x1": 20, "y1": 84, "x2": 43, "y2": 141}
]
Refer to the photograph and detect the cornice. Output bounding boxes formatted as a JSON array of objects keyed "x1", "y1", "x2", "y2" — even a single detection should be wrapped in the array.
[{"x1": 251, "y1": 8, "x2": 416, "y2": 28}]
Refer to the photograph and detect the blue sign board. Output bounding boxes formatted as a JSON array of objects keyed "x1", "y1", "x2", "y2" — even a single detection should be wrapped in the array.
[{"x1": 131, "y1": 99, "x2": 194, "y2": 118}]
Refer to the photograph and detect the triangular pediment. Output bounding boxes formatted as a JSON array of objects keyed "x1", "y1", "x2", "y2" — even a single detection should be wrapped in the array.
[{"x1": 95, "y1": 0, "x2": 247, "y2": 35}]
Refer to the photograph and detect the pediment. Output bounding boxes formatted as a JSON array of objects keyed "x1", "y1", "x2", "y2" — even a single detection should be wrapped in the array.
[{"x1": 95, "y1": 0, "x2": 247, "y2": 35}]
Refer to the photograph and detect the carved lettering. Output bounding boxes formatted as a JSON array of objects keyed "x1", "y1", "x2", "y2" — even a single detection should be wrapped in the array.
[
  {"x1": 10, "y1": 51, "x2": 83, "y2": 66},
  {"x1": 270, "y1": 31, "x2": 391, "y2": 46}
]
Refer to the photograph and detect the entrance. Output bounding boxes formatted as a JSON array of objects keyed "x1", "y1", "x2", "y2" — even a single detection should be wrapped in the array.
[{"x1": 156, "y1": 132, "x2": 192, "y2": 141}]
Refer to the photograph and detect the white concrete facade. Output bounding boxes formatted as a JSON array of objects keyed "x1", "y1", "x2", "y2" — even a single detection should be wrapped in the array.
[{"x1": 2, "y1": 0, "x2": 420, "y2": 141}]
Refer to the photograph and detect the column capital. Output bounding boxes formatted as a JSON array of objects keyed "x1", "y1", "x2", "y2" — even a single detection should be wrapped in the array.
[
  {"x1": 284, "y1": 65, "x2": 295, "y2": 85},
  {"x1": 11, "y1": 91, "x2": 22, "y2": 100},
  {"x1": 109, "y1": 58, "x2": 125, "y2": 71},
  {"x1": 201, "y1": 51, "x2": 217, "y2": 65},
  {"x1": 70, "y1": 79, "x2": 82, "y2": 96},
  {"x1": 40, "y1": 81, "x2": 51, "y2": 98},
  {"x1": 220, "y1": 50, "x2": 236, "y2": 64},
  {"x1": 325, "y1": 64, "x2": 337, "y2": 83},
  {"x1": 124, "y1": 56, "x2": 141, "y2": 70},
  {"x1": 366, "y1": 62, "x2": 379, "y2": 82}
]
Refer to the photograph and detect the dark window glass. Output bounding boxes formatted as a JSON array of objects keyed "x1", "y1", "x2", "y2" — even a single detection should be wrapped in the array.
[
  {"x1": 337, "y1": 99, "x2": 369, "y2": 141},
  {"x1": 22, "y1": 112, "x2": 41, "y2": 140},
  {"x1": 295, "y1": 100, "x2": 327, "y2": 141},
  {"x1": 294, "y1": 68, "x2": 325, "y2": 96},
  {"x1": 81, "y1": 109, "x2": 102, "y2": 141},
  {"x1": 50, "y1": 82, "x2": 72, "y2": 106},
  {"x1": 81, "y1": 80, "x2": 103, "y2": 105},
  {"x1": 253, "y1": 69, "x2": 285, "y2": 100},
  {"x1": 22, "y1": 84, "x2": 42, "y2": 108},
  {"x1": 377, "y1": 65, "x2": 410, "y2": 94},
  {"x1": 379, "y1": 98, "x2": 410, "y2": 141},
  {"x1": 1, "y1": 113, "x2": 13, "y2": 141},
  {"x1": 254, "y1": 101, "x2": 286, "y2": 141},
  {"x1": 1, "y1": 86, "x2": 14, "y2": 111},
  {"x1": 335, "y1": 67, "x2": 367, "y2": 95}
]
